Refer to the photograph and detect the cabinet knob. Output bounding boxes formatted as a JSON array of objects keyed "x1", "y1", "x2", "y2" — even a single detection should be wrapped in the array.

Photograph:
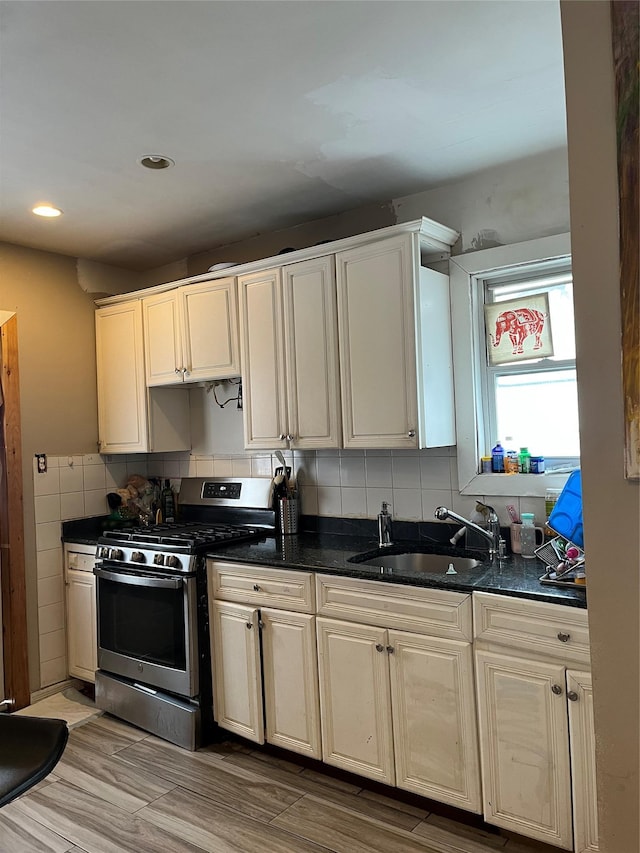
[
  {"x1": 567, "y1": 691, "x2": 579, "y2": 702},
  {"x1": 375, "y1": 643, "x2": 384, "y2": 653},
  {"x1": 551, "y1": 683, "x2": 563, "y2": 695},
  {"x1": 175, "y1": 367, "x2": 182, "y2": 374},
  {"x1": 253, "y1": 584, "x2": 260, "y2": 592},
  {"x1": 183, "y1": 367, "x2": 189, "y2": 374},
  {"x1": 286, "y1": 434, "x2": 294, "y2": 442},
  {"x1": 246, "y1": 622, "x2": 253, "y2": 630},
  {"x1": 386, "y1": 645, "x2": 395, "y2": 654},
  {"x1": 557, "y1": 631, "x2": 571, "y2": 643},
  {"x1": 278, "y1": 434, "x2": 286, "y2": 441},
  {"x1": 408, "y1": 430, "x2": 416, "y2": 438}
]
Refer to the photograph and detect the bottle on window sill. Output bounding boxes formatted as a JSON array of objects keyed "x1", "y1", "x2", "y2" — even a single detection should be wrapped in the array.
[
  {"x1": 518, "y1": 447, "x2": 531, "y2": 474},
  {"x1": 491, "y1": 441, "x2": 505, "y2": 473}
]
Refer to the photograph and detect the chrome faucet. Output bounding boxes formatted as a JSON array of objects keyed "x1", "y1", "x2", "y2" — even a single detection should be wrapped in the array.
[
  {"x1": 434, "y1": 504, "x2": 505, "y2": 560},
  {"x1": 378, "y1": 502, "x2": 393, "y2": 547}
]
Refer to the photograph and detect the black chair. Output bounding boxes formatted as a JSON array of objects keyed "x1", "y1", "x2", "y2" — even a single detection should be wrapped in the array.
[{"x1": 0, "y1": 714, "x2": 69, "y2": 807}]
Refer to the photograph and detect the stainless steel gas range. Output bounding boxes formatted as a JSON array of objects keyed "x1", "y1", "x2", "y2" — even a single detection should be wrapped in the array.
[{"x1": 94, "y1": 477, "x2": 275, "y2": 750}]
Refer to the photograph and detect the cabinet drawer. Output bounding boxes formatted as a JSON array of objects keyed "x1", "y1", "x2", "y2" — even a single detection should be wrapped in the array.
[
  {"x1": 473, "y1": 591, "x2": 590, "y2": 666},
  {"x1": 316, "y1": 574, "x2": 472, "y2": 641},
  {"x1": 208, "y1": 561, "x2": 314, "y2": 613},
  {"x1": 65, "y1": 549, "x2": 95, "y2": 573}
]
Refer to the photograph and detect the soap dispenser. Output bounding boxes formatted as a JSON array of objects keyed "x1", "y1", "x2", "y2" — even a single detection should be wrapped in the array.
[{"x1": 378, "y1": 502, "x2": 393, "y2": 548}]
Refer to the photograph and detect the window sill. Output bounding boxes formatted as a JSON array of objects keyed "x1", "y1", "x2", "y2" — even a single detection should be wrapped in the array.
[{"x1": 459, "y1": 471, "x2": 571, "y2": 498}]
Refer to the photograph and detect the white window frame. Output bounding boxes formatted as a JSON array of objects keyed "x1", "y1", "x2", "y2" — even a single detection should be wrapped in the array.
[{"x1": 450, "y1": 233, "x2": 573, "y2": 497}]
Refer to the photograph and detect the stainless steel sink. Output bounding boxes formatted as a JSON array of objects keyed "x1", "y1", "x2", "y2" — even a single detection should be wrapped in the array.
[{"x1": 352, "y1": 551, "x2": 484, "y2": 574}]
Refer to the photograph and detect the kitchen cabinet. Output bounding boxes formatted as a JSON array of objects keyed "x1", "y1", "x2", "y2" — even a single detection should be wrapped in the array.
[
  {"x1": 207, "y1": 562, "x2": 321, "y2": 759},
  {"x1": 238, "y1": 256, "x2": 341, "y2": 449},
  {"x1": 96, "y1": 301, "x2": 191, "y2": 454},
  {"x1": 473, "y1": 592, "x2": 597, "y2": 852},
  {"x1": 142, "y1": 278, "x2": 240, "y2": 386},
  {"x1": 315, "y1": 575, "x2": 481, "y2": 812},
  {"x1": 336, "y1": 233, "x2": 455, "y2": 449},
  {"x1": 64, "y1": 544, "x2": 97, "y2": 683}
]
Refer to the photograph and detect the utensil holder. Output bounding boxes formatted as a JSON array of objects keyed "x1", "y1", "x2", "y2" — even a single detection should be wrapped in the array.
[{"x1": 277, "y1": 496, "x2": 299, "y2": 535}]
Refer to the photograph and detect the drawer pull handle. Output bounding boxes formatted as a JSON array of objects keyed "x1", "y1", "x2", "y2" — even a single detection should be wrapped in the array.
[
  {"x1": 551, "y1": 683, "x2": 563, "y2": 695},
  {"x1": 253, "y1": 584, "x2": 261, "y2": 592},
  {"x1": 375, "y1": 643, "x2": 384, "y2": 653},
  {"x1": 386, "y1": 645, "x2": 395, "y2": 654},
  {"x1": 246, "y1": 622, "x2": 253, "y2": 630},
  {"x1": 557, "y1": 631, "x2": 571, "y2": 643},
  {"x1": 567, "y1": 691, "x2": 579, "y2": 702}
]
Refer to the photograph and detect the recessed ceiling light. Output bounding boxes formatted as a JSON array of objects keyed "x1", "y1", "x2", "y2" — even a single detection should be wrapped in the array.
[
  {"x1": 138, "y1": 154, "x2": 175, "y2": 170},
  {"x1": 32, "y1": 203, "x2": 63, "y2": 218}
]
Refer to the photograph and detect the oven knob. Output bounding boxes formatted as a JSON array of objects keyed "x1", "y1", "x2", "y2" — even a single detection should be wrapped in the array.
[
  {"x1": 166, "y1": 555, "x2": 182, "y2": 570},
  {"x1": 99, "y1": 546, "x2": 110, "y2": 559},
  {"x1": 109, "y1": 548, "x2": 124, "y2": 560},
  {"x1": 131, "y1": 551, "x2": 146, "y2": 563},
  {"x1": 153, "y1": 553, "x2": 165, "y2": 566}
]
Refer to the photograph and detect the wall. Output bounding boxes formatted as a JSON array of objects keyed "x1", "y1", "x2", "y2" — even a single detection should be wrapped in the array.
[
  {"x1": 562, "y1": 2, "x2": 639, "y2": 850},
  {"x1": 0, "y1": 242, "x2": 100, "y2": 691},
  {"x1": 394, "y1": 147, "x2": 570, "y2": 253}
]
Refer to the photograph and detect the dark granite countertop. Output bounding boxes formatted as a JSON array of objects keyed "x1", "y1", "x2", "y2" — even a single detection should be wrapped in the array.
[
  {"x1": 204, "y1": 531, "x2": 588, "y2": 608},
  {"x1": 62, "y1": 517, "x2": 587, "y2": 608}
]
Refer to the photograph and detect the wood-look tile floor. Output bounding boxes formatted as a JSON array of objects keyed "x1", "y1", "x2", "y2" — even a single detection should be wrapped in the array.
[{"x1": 1, "y1": 715, "x2": 562, "y2": 853}]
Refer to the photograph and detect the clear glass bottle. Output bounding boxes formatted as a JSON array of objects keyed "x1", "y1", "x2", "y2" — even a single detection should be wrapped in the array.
[{"x1": 520, "y1": 512, "x2": 537, "y2": 558}]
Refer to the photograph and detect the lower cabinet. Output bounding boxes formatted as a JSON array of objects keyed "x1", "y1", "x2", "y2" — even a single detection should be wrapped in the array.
[
  {"x1": 206, "y1": 564, "x2": 597, "y2": 851},
  {"x1": 207, "y1": 564, "x2": 321, "y2": 760},
  {"x1": 64, "y1": 545, "x2": 97, "y2": 683},
  {"x1": 474, "y1": 592, "x2": 598, "y2": 853},
  {"x1": 316, "y1": 616, "x2": 482, "y2": 811}
]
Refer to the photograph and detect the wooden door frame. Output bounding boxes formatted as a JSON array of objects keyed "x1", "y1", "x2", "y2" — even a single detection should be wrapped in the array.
[{"x1": 0, "y1": 314, "x2": 30, "y2": 708}]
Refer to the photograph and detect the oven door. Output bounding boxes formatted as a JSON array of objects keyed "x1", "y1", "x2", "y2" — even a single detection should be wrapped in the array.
[{"x1": 95, "y1": 566, "x2": 198, "y2": 698}]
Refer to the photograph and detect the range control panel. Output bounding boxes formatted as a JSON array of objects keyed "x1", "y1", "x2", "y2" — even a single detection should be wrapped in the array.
[{"x1": 202, "y1": 481, "x2": 242, "y2": 500}]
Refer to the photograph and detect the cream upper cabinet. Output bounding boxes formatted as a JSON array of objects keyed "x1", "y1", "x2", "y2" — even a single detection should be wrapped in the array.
[
  {"x1": 336, "y1": 233, "x2": 455, "y2": 449},
  {"x1": 238, "y1": 256, "x2": 341, "y2": 449},
  {"x1": 96, "y1": 301, "x2": 191, "y2": 454},
  {"x1": 143, "y1": 278, "x2": 240, "y2": 386}
]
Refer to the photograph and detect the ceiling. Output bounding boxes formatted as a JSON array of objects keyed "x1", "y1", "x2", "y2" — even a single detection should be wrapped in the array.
[{"x1": 0, "y1": 1, "x2": 567, "y2": 271}]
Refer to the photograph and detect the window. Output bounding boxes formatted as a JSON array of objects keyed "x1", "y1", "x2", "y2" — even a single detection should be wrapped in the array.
[
  {"x1": 479, "y1": 260, "x2": 580, "y2": 468},
  {"x1": 449, "y1": 233, "x2": 575, "y2": 497}
]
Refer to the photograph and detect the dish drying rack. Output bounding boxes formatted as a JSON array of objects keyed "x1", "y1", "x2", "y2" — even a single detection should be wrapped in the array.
[{"x1": 535, "y1": 535, "x2": 585, "y2": 587}]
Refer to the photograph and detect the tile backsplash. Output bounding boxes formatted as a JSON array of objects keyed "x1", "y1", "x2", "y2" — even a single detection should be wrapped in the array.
[{"x1": 32, "y1": 448, "x2": 545, "y2": 689}]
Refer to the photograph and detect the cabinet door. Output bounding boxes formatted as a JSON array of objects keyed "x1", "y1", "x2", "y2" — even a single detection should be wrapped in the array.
[
  {"x1": 238, "y1": 268, "x2": 288, "y2": 449},
  {"x1": 261, "y1": 609, "x2": 321, "y2": 759},
  {"x1": 282, "y1": 257, "x2": 341, "y2": 449},
  {"x1": 96, "y1": 302, "x2": 148, "y2": 453},
  {"x1": 210, "y1": 600, "x2": 264, "y2": 743},
  {"x1": 316, "y1": 617, "x2": 394, "y2": 785},
  {"x1": 181, "y1": 278, "x2": 240, "y2": 382},
  {"x1": 336, "y1": 235, "x2": 419, "y2": 449},
  {"x1": 389, "y1": 630, "x2": 481, "y2": 812},
  {"x1": 567, "y1": 670, "x2": 599, "y2": 853},
  {"x1": 475, "y1": 650, "x2": 573, "y2": 850},
  {"x1": 66, "y1": 569, "x2": 97, "y2": 683},
  {"x1": 142, "y1": 291, "x2": 183, "y2": 386}
]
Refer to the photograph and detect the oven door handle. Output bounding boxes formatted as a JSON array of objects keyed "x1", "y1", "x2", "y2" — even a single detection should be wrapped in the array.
[{"x1": 94, "y1": 567, "x2": 183, "y2": 589}]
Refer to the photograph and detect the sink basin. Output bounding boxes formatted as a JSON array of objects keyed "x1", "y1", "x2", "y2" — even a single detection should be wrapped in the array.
[
  {"x1": 352, "y1": 552, "x2": 484, "y2": 574},
  {"x1": 347, "y1": 541, "x2": 488, "y2": 575}
]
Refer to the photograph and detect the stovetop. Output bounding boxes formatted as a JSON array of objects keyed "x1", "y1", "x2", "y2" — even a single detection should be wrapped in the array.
[{"x1": 100, "y1": 522, "x2": 264, "y2": 550}]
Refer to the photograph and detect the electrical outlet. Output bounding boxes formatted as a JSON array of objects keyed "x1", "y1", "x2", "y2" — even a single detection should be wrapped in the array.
[{"x1": 35, "y1": 453, "x2": 47, "y2": 473}]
